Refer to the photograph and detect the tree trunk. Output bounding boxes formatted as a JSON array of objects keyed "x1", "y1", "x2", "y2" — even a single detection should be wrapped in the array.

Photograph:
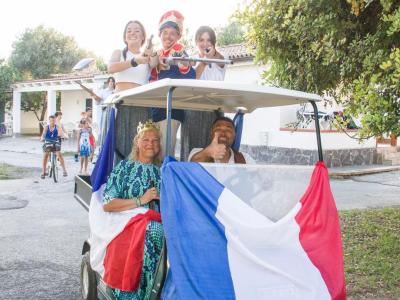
[
  {"x1": 390, "y1": 134, "x2": 397, "y2": 147},
  {"x1": 0, "y1": 101, "x2": 5, "y2": 124},
  {"x1": 38, "y1": 94, "x2": 47, "y2": 135}
]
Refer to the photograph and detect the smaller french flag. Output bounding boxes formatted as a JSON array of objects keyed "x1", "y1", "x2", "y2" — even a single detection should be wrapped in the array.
[{"x1": 88, "y1": 108, "x2": 150, "y2": 290}]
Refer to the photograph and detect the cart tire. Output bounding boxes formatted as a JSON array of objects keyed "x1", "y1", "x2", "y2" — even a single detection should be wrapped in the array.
[{"x1": 80, "y1": 252, "x2": 98, "y2": 300}]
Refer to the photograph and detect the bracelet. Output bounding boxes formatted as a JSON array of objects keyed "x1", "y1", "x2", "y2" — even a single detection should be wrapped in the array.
[
  {"x1": 133, "y1": 197, "x2": 141, "y2": 207},
  {"x1": 130, "y1": 57, "x2": 138, "y2": 67}
]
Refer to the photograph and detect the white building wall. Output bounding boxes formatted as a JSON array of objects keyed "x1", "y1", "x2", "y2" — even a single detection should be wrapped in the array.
[
  {"x1": 279, "y1": 105, "x2": 299, "y2": 128},
  {"x1": 225, "y1": 62, "x2": 283, "y2": 146},
  {"x1": 20, "y1": 111, "x2": 39, "y2": 134},
  {"x1": 60, "y1": 90, "x2": 90, "y2": 128},
  {"x1": 17, "y1": 90, "x2": 90, "y2": 134},
  {"x1": 225, "y1": 62, "x2": 267, "y2": 85}
]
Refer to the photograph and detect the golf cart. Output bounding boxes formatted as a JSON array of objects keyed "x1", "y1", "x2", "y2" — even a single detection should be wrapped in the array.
[{"x1": 74, "y1": 78, "x2": 336, "y2": 300}]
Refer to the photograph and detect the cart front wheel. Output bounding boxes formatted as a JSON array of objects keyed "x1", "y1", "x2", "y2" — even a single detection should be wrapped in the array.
[{"x1": 80, "y1": 252, "x2": 98, "y2": 300}]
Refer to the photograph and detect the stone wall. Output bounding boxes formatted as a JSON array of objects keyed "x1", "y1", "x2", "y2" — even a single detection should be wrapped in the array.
[{"x1": 241, "y1": 145, "x2": 380, "y2": 167}]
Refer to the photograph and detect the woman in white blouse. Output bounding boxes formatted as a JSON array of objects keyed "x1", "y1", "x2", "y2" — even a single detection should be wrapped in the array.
[
  {"x1": 108, "y1": 21, "x2": 158, "y2": 160},
  {"x1": 108, "y1": 20, "x2": 158, "y2": 92},
  {"x1": 181, "y1": 26, "x2": 227, "y2": 161},
  {"x1": 194, "y1": 26, "x2": 226, "y2": 81}
]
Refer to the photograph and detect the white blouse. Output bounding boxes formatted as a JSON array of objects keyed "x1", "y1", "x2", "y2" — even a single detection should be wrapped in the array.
[{"x1": 114, "y1": 50, "x2": 150, "y2": 85}]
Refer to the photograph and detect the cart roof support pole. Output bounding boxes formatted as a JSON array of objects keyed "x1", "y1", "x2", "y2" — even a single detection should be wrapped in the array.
[
  {"x1": 309, "y1": 100, "x2": 324, "y2": 162},
  {"x1": 165, "y1": 87, "x2": 176, "y2": 158}
]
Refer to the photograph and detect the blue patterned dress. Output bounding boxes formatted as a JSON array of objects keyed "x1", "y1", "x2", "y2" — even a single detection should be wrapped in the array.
[
  {"x1": 103, "y1": 160, "x2": 163, "y2": 300},
  {"x1": 79, "y1": 128, "x2": 92, "y2": 157}
]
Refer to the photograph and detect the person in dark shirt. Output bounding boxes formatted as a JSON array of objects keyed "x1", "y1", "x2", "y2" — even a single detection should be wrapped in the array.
[{"x1": 149, "y1": 10, "x2": 195, "y2": 157}]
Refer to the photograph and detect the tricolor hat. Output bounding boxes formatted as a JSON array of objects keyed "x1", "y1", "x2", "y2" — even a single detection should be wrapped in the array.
[{"x1": 159, "y1": 10, "x2": 184, "y2": 35}]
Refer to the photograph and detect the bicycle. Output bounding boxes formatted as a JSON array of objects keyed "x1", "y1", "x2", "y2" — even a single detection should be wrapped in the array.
[{"x1": 44, "y1": 142, "x2": 60, "y2": 183}]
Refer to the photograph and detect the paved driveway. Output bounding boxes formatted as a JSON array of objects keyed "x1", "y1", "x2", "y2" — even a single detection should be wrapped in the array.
[{"x1": 0, "y1": 151, "x2": 88, "y2": 299}]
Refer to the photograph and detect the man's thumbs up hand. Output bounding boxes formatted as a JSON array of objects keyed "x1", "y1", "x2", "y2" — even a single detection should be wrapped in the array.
[
  {"x1": 207, "y1": 132, "x2": 227, "y2": 161},
  {"x1": 211, "y1": 132, "x2": 220, "y2": 145}
]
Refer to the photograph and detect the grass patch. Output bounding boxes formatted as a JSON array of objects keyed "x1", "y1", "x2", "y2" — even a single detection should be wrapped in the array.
[
  {"x1": 61, "y1": 151, "x2": 77, "y2": 157},
  {"x1": 0, "y1": 163, "x2": 32, "y2": 180},
  {"x1": 340, "y1": 208, "x2": 400, "y2": 299}
]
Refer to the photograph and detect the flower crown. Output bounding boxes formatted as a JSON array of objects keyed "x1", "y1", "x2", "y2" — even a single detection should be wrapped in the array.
[{"x1": 137, "y1": 120, "x2": 160, "y2": 134}]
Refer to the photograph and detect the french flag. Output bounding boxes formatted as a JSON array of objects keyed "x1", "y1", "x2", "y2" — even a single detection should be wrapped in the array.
[
  {"x1": 161, "y1": 160, "x2": 346, "y2": 300},
  {"x1": 88, "y1": 108, "x2": 151, "y2": 290}
]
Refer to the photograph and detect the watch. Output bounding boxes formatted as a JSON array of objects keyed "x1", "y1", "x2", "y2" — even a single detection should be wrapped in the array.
[{"x1": 130, "y1": 57, "x2": 138, "y2": 67}]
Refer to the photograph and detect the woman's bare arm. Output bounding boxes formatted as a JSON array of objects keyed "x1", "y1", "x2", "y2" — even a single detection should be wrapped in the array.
[
  {"x1": 103, "y1": 198, "x2": 139, "y2": 212},
  {"x1": 75, "y1": 82, "x2": 101, "y2": 102},
  {"x1": 195, "y1": 62, "x2": 207, "y2": 79},
  {"x1": 108, "y1": 49, "x2": 132, "y2": 73},
  {"x1": 103, "y1": 187, "x2": 160, "y2": 212},
  {"x1": 57, "y1": 125, "x2": 64, "y2": 138},
  {"x1": 77, "y1": 131, "x2": 81, "y2": 152},
  {"x1": 149, "y1": 54, "x2": 159, "y2": 69}
]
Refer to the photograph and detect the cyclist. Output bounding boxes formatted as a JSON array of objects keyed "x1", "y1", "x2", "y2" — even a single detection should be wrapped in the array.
[{"x1": 40, "y1": 115, "x2": 67, "y2": 179}]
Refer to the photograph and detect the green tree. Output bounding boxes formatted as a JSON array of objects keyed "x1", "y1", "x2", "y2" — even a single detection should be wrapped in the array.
[
  {"x1": 237, "y1": 0, "x2": 400, "y2": 139},
  {"x1": 9, "y1": 25, "x2": 97, "y2": 132},
  {"x1": 216, "y1": 21, "x2": 246, "y2": 46},
  {"x1": 0, "y1": 60, "x2": 18, "y2": 123},
  {"x1": 10, "y1": 25, "x2": 88, "y2": 79},
  {"x1": 95, "y1": 57, "x2": 107, "y2": 72}
]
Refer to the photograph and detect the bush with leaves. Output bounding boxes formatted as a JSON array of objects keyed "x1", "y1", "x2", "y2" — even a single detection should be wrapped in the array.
[{"x1": 238, "y1": 0, "x2": 400, "y2": 139}]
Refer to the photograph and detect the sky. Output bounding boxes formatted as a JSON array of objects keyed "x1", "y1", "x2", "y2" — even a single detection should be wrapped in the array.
[{"x1": 0, "y1": 0, "x2": 244, "y2": 61}]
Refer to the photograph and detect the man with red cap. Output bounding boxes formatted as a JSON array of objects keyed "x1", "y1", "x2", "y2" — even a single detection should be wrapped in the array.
[{"x1": 150, "y1": 10, "x2": 196, "y2": 157}]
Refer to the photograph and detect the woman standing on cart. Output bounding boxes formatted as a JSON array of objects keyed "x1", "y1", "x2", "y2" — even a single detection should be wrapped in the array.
[
  {"x1": 181, "y1": 26, "x2": 227, "y2": 160},
  {"x1": 101, "y1": 121, "x2": 163, "y2": 300},
  {"x1": 108, "y1": 20, "x2": 158, "y2": 92},
  {"x1": 108, "y1": 20, "x2": 158, "y2": 159}
]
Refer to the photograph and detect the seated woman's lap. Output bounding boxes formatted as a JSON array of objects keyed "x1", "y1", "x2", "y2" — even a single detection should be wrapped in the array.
[
  {"x1": 145, "y1": 221, "x2": 163, "y2": 252},
  {"x1": 112, "y1": 220, "x2": 163, "y2": 300}
]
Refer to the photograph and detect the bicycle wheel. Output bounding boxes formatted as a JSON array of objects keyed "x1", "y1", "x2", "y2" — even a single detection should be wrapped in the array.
[
  {"x1": 52, "y1": 153, "x2": 59, "y2": 183},
  {"x1": 47, "y1": 159, "x2": 52, "y2": 178}
]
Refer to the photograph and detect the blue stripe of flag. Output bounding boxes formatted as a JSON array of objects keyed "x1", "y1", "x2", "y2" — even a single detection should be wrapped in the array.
[
  {"x1": 161, "y1": 158, "x2": 235, "y2": 299},
  {"x1": 91, "y1": 108, "x2": 116, "y2": 192}
]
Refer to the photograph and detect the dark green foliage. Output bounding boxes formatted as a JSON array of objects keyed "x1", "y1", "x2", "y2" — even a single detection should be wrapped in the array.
[
  {"x1": 238, "y1": 0, "x2": 400, "y2": 138},
  {"x1": 0, "y1": 60, "x2": 17, "y2": 104}
]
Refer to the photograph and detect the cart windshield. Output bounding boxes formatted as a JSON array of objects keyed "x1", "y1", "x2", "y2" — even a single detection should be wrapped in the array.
[{"x1": 202, "y1": 163, "x2": 314, "y2": 221}]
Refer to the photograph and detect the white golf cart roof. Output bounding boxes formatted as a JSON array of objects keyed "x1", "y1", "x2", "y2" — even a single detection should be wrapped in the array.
[{"x1": 105, "y1": 78, "x2": 322, "y2": 113}]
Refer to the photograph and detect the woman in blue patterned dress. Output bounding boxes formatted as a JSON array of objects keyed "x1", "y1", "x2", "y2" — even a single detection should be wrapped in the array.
[{"x1": 102, "y1": 121, "x2": 163, "y2": 300}]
